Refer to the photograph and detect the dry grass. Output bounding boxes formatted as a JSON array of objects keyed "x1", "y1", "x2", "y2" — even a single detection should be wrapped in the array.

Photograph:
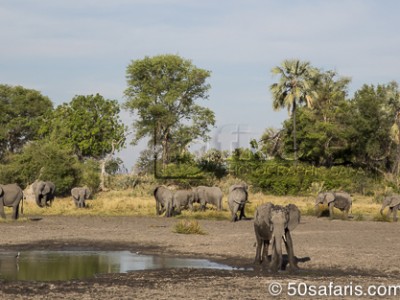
[
  {"x1": 1, "y1": 190, "x2": 385, "y2": 221},
  {"x1": 173, "y1": 219, "x2": 207, "y2": 235}
]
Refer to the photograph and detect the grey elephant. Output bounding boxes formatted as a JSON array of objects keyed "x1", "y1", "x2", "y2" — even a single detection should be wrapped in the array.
[
  {"x1": 254, "y1": 202, "x2": 301, "y2": 272},
  {"x1": 227, "y1": 184, "x2": 248, "y2": 222},
  {"x1": 315, "y1": 191, "x2": 352, "y2": 218},
  {"x1": 380, "y1": 194, "x2": 400, "y2": 222},
  {"x1": 153, "y1": 185, "x2": 173, "y2": 217},
  {"x1": 0, "y1": 184, "x2": 24, "y2": 220},
  {"x1": 172, "y1": 189, "x2": 195, "y2": 214},
  {"x1": 32, "y1": 180, "x2": 56, "y2": 208},
  {"x1": 71, "y1": 187, "x2": 91, "y2": 208},
  {"x1": 194, "y1": 186, "x2": 223, "y2": 211}
]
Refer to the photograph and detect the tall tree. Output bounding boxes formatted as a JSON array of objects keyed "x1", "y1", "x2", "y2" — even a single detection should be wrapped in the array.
[
  {"x1": 0, "y1": 84, "x2": 53, "y2": 160},
  {"x1": 270, "y1": 60, "x2": 318, "y2": 160},
  {"x1": 41, "y1": 94, "x2": 126, "y2": 159},
  {"x1": 124, "y1": 54, "x2": 215, "y2": 167}
]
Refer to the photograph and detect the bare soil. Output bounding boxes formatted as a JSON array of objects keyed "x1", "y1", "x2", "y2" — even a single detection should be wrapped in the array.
[{"x1": 1, "y1": 215, "x2": 400, "y2": 299}]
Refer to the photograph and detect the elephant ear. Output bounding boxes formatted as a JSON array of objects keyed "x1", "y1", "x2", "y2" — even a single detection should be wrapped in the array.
[
  {"x1": 325, "y1": 193, "x2": 335, "y2": 204},
  {"x1": 287, "y1": 204, "x2": 301, "y2": 231},
  {"x1": 390, "y1": 196, "x2": 400, "y2": 207},
  {"x1": 43, "y1": 184, "x2": 51, "y2": 194}
]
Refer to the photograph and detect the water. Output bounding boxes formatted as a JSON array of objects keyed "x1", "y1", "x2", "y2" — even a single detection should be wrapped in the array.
[{"x1": 0, "y1": 251, "x2": 239, "y2": 281}]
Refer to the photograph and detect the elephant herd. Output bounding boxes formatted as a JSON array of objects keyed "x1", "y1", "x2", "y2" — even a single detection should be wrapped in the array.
[
  {"x1": 0, "y1": 181, "x2": 92, "y2": 220},
  {"x1": 153, "y1": 184, "x2": 248, "y2": 221},
  {"x1": 154, "y1": 186, "x2": 400, "y2": 271}
]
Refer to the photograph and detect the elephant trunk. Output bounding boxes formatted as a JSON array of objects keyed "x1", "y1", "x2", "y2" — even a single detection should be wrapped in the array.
[{"x1": 270, "y1": 228, "x2": 284, "y2": 271}]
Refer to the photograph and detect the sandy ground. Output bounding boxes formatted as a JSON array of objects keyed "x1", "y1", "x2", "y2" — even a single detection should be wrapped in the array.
[{"x1": 1, "y1": 215, "x2": 400, "y2": 299}]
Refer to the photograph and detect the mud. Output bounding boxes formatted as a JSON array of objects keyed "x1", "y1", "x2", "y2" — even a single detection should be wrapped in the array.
[{"x1": 0, "y1": 215, "x2": 399, "y2": 299}]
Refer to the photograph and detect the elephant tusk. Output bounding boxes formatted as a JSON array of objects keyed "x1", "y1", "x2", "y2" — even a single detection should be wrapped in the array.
[{"x1": 282, "y1": 235, "x2": 286, "y2": 242}]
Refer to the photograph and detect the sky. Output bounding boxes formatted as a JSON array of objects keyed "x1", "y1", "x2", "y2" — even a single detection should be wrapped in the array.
[{"x1": 1, "y1": 0, "x2": 399, "y2": 171}]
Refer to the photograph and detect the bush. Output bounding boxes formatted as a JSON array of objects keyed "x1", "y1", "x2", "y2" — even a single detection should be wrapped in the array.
[{"x1": 173, "y1": 219, "x2": 207, "y2": 235}]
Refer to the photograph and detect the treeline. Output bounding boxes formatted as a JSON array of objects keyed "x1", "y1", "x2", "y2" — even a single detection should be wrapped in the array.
[{"x1": 1, "y1": 56, "x2": 400, "y2": 196}]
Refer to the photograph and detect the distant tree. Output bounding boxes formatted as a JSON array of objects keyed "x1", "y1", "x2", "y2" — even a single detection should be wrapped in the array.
[
  {"x1": 0, "y1": 84, "x2": 53, "y2": 161},
  {"x1": 349, "y1": 82, "x2": 400, "y2": 173},
  {"x1": 281, "y1": 70, "x2": 352, "y2": 166},
  {"x1": 41, "y1": 94, "x2": 126, "y2": 160},
  {"x1": 124, "y1": 54, "x2": 215, "y2": 167},
  {"x1": 270, "y1": 60, "x2": 318, "y2": 160}
]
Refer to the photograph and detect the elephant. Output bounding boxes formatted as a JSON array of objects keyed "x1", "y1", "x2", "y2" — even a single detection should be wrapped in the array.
[
  {"x1": 32, "y1": 180, "x2": 56, "y2": 208},
  {"x1": 153, "y1": 185, "x2": 173, "y2": 217},
  {"x1": 315, "y1": 191, "x2": 352, "y2": 218},
  {"x1": 194, "y1": 186, "x2": 223, "y2": 211},
  {"x1": 0, "y1": 184, "x2": 24, "y2": 220},
  {"x1": 380, "y1": 194, "x2": 400, "y2": 222},
  {"x1": 227, "y1": 184, "x2": 248, "y2": 222},
  {"x1": 172, "y1": 189, "x2": 195, "y2": 214},
  {"x1": 254, "y1": 202, "x2": 301, "y2": 272},
  {"x1": 71, "y1": 187, "x2": 91, "y2": 208}
]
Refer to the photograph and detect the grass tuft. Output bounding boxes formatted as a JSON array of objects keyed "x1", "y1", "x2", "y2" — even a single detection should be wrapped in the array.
[
  {"x1": 173, "y1": 219, "x2": 207, "y2": 235},
  {"x1": 373, "y1": 213, "x2": 391, "y2": 222}
]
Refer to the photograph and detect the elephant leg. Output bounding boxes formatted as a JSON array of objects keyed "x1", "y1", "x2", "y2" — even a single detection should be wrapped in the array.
[
  {"x1": 12, "y1": 204, "x2": 19, "y2": 220},
  {"x1": 231, "y1": 204, "x2": 239, "y2": 222},
  {"x1": 393, "y1": 207, "x2": 399, "y2": 222},
  {"x1": 262, "y1": 240, "x2": 270, "y2": 264},
  {"x1": 387, "y1": 208, "x2": 393, "y2": 219},
  {"x1": 329, "y1": 203, "x2": 334, "y2": 218},
  {"x1": 254, "y1": 235, "x2": 262, "y2": 264},
  {"x1": 0, "y1": 202, "x2": 6, "y2": 219},
  {"x1": 284, "y1": 230, "x2": 298, "y2": 270},
  {"x1": 239, "y1": 204, "x2": 246, "y2": 220}
]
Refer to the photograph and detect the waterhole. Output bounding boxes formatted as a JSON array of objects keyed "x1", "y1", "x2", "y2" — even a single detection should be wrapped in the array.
[{"x1": 0, "y1": 251, "x2": 241, "y2": 281}]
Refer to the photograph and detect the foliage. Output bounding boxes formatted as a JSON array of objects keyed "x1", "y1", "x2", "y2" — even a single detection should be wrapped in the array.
[
  {"x1": 124, "y1": 54, "x2": 215, "y2": 166},
  {"x1": 40, "y1": 94, "x2": 126, "y2": 160},
  {"x1": 231, "y1": 160, "x2": 381, "y2": 196},
  {"x1": 270, "y1": 60, "x2": 319, "y2": 159},
  {"x1": 196, "y1": 149, "x2": 228, "y2": 179},
  {"x1": 0, "y1": 84, "x2": 53, "y2": 161},
  {"x1": 75, "y1": 158, "x2": 101, "y2": 192},
  {"x1": 0, "y1": 141, "x2": 79, "y2": 194},
  {"x1": 173, "y1": 219, "x2": 207, "y2": 235}
]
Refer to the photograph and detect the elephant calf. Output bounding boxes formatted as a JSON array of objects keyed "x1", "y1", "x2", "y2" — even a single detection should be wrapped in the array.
[
  {"x1": 172, "y1": 189, "x2": 195, "y2": 214},
  {"x1": 71, "y1": 187, "x2": 91, "y2": 208},
  {"x1": 153, "y1": 185, "x2": 174, "y2": 217},
  {"x1": 315, "y1": 191, "x2": 352, "y2": 218},
  {"x1": 228, "y1": 184, "x2": 248, "y2": 222},
  {"x1": 0, "y1": 184, "x2": 24, "y2": 220},
  {"x1": 380, "y1": 195, "x2": 400, "y2": 222},
  {"x1": 32, "y1": 180, "x2": 56, "y2": 208}
]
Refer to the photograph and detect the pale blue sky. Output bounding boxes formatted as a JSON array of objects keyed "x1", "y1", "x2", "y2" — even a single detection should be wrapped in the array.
[{"x1": 1, "y1": 0, "x2": 399, "y2": 170}]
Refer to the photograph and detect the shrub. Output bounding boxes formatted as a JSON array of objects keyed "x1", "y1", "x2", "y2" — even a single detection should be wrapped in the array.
[{"x1": 173, "y1": 219, "x2": 207, "y2": 235}]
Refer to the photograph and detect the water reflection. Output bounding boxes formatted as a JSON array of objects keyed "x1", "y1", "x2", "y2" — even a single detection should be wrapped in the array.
[{"x1": 0, "y1": 251, "x2": 239, "y2": 281}]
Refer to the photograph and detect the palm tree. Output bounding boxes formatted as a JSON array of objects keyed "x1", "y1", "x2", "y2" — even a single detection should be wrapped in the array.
[{"x1": 270, "y1": 59, "x2": 318, "y2": 160}]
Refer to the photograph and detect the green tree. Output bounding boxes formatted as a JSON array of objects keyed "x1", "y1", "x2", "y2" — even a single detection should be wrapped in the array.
[
  {"x1": 281, "y1": 70, "x2": 352, "y2": 166},
  {"x1": 349, "y1": 83, "x2": 400, "y2": 173},
  {"x1": 0, "y1": 84, "x2": 53, "y2": 160},
  {"x1": 124, "y1": 54, "x2": 215, "y2": 167},
  {"x1": 270, "y1": 60, "x2": 318, "y2": 160},
  {"x1": 41, "y1": 94, "x2": 126, "y2": 160}
]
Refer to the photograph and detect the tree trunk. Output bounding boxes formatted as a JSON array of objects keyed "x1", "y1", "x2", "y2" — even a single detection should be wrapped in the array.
[{"x1": 292, "y1": 101, "x2": 297, "y2": 161}]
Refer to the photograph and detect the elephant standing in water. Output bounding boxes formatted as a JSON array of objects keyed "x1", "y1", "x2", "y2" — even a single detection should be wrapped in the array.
[
  {"x1": 172, "y1": 189, "x2": 195, "y2": 214},
  {"x1": 254, "y1": 202, "x2": 301, "y2": 272},
  {"x1": 227, "y1": 184, "x2": 248, "y2": 222},
  {"x1": 380, "y1": 195, "x2": 400, "y2": 221},
  {"x1": 0, "y1": 184, "x2": 24, "y2": 220},
  {"x1": 194, "y1": 186, "x2": 223, "y2": 211},
  {"x1": 153, "y1": 186, "x2": 173, "y2": 217},
  {"x1": 71, "y1": 187, "x2": 91, "y2": 208},
  {"x1": 315, "y1": 191, "x2": 352, "y2": 218},
  {"x1": 32, "y1": 180, "x2": 56, "y2": 208}
]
